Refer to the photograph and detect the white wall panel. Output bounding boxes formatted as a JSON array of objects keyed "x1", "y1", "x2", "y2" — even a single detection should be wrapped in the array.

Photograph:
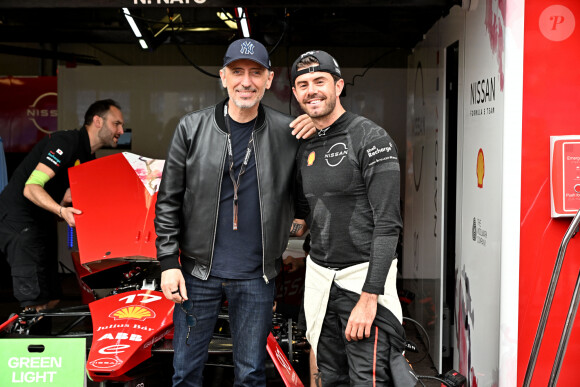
[{"x1": 57, "y1": 66, "x2": 407, "y2": 163}]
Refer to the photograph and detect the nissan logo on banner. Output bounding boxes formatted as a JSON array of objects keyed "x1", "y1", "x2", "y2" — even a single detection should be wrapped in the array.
[
  {"x1": 26, "y1": 92, "x2": 58, "y2": 134},
  {"x1": 0, "y1": 76, "x2": 57, "y2": 153}
]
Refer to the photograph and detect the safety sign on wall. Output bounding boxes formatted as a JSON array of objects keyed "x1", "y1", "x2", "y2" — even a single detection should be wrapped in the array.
[{"x1": 550, "y1": 136, "x2": 580, "y2": 217}]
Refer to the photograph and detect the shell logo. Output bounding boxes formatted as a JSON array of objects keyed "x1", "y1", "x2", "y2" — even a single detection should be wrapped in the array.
[
  {"x1": 476, "y1": 148, "x2": 485, "y2": 188},
  {"x1": 109, "y1": 306, "x2": 156, "y2": 321},
  {"x1": 307, "y1": 151, "x2": 315, "y2": 166}
]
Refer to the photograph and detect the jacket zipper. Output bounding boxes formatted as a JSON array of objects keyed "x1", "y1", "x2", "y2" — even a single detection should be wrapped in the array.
[
  {"x1": 206, "y1": 131, "x2": 229, "y2": 280},
  {"x1": 252, "y1": 128, "x2": 269, "y2": 284}
]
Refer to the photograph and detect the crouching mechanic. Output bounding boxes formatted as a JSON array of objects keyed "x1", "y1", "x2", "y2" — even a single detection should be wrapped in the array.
[{"x1": 291, "y1": 50, "x2": 417, "y2": 386}]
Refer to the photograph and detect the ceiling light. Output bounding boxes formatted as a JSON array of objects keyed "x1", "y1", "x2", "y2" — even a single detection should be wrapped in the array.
[
  {"x1": 217, "y1": 11, "x2": 237, "y2": 30},
  {"x1": 123, "y1": 8, "x2": 150, "y2": 50},
  {"x1": 153, "y1": 13, "x2": 182, "y2": 38},
  {"x1": 138, "y1": 39, "x2": 149, "y2": 50},
  {"x1": 123, "y1": 8, "x2": 142, "y2": 38},
  {"x1": 235, "y1": 7, "x2": 250, "y2": 38}
]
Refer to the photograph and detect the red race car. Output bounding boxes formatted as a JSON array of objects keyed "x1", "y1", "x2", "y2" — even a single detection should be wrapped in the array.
[{"x1": 0, "y1": 152, "x2": 309, "y2": 387}]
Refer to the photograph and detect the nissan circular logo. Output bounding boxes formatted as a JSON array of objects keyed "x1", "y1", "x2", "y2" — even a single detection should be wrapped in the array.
[{"x1": 26, "y1": 92, "x2": 58, "y2": 134}]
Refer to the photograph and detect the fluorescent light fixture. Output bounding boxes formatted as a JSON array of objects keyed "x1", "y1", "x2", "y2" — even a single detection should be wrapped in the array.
[
  {"x1": 138, "y1": 39, "x2": 149, "y2": 50},
  {"x1": 123, "y1": 8, "x2": 149, "y2": 49},
  {"x1": 153, "y1": 13, "x2": 182, "y2": 38},
  {"x1": 236, "y1": 7, "x2": 250, "y2": 38},
  {"x1": 123, "y1": 8, "x2": 142, "y2": 38},
  {"x1": 217, "y1": 11, "x2": 237, "y2": 30},
  {"x1": 188, "y1": 27, "x2": 214, "y2": 32}
]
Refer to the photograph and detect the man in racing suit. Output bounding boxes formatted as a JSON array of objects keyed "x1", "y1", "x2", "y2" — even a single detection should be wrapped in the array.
[
  {"x1": 155, "y1": 38, "x2": 313, "y2": 387},
  {"x1": 291, "y1": 50, "x2": 416, "y2": 386}
]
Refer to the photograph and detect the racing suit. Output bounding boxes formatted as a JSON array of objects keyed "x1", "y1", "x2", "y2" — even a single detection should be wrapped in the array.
[{"x1": 296, "y1": 111, "x2": 414, "y2": 386}]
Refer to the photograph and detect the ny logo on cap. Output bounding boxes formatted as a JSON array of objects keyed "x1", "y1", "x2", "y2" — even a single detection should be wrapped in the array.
[{"x1": 240, "y1": 41, "x2": 255, "y2": 55}]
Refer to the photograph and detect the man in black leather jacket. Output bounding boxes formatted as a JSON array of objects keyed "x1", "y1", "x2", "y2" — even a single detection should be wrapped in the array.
[{"x1": 154, "y1": 38, "x2": 312, "y2": 387}]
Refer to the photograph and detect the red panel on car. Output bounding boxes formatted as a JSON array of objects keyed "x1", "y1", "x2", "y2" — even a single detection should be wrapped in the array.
[{"x1": 68, "y1": 152, "x2": 164, "y2": 270}]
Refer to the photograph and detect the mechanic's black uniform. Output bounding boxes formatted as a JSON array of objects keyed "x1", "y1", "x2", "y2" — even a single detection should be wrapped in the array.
[
  {"x1": 0, "y1": 128, "x2": 93, "y2": 307},
  {"x1": 296, "y1": 112, "x2": 412, "y2": 386}
]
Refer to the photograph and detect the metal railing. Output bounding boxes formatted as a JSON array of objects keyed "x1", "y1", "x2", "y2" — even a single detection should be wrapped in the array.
[{"x1": 524, "y1": 208, "x2": 580, "y2": 386}]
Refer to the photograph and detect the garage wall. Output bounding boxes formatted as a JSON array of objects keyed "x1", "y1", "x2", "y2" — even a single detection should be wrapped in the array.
[
  {"x1": 57, "y1": 65, "x2": 407, "y2": 166},
  {"x1": 404, "y1": 2, "x2": 517, "y2": 384},
  {"x1": 55, "y1": 64, "x2": 408, "y2": 275}
]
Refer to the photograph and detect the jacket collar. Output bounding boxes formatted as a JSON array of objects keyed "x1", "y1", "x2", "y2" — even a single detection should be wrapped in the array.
[{"x1": 215, "y1": 98, "x2": 266, "y2": 133}]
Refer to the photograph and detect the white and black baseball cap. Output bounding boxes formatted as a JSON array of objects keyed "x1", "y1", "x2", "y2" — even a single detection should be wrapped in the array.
[
  {"x1": 223, "y1": 38, "x2": 271, "y2": 69},
  {"x1": 291, "y1": 50, "x2": 342, "y2": 85}
]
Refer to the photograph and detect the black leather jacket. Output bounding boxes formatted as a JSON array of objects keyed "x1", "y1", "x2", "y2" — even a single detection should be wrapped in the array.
[{"x1": 155, "y1": 100, "x2": 306, "y2": 282}]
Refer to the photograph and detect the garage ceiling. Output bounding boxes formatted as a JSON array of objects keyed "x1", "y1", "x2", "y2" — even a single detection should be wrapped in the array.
[{"x1": 0, "y1": 1, "x2": 460, "y2": 66}]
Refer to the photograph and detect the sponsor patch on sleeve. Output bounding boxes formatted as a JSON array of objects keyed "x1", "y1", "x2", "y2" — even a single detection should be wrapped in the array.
[
  {"x1": 45, "y1": 149, "x2": 63, "y2": 167},
  {"x1": 366, "y1": 142, "x2": 397, "y2": 166}
]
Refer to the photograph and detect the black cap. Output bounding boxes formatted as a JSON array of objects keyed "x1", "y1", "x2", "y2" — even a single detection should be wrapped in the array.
[
  {"x1": 223, "y1": 38, "x2": 271, "y2": 69},
  {"x1": 291, "y1": 50, "x2": 342, "y2": 85}
]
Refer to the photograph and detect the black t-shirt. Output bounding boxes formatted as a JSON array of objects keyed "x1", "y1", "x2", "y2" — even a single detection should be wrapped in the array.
[
  {"x1": 0, "y1": 127, "x2": 94, "y2": 223},
  {"x1": 211, "y1": 116, "x2": 263, "y2": 279}
]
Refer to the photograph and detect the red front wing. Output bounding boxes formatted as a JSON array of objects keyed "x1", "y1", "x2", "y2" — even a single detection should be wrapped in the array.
[{"x1": 86, "y1": 289, "x2": 174, "y2": 382}]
